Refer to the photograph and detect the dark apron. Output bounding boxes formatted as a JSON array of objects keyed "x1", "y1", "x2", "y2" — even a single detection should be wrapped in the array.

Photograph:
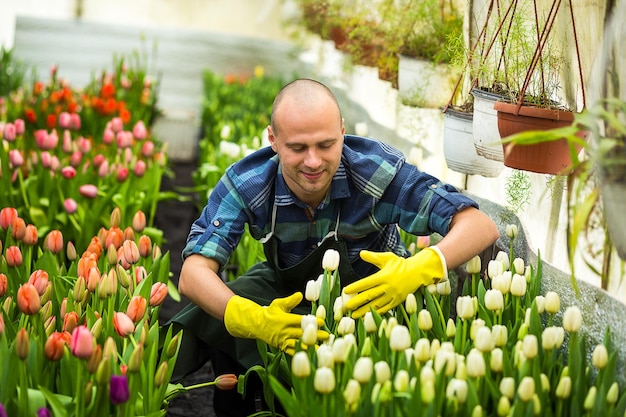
[{"x1": 167, "y1": 203, "x2": 361, "y2": 380}]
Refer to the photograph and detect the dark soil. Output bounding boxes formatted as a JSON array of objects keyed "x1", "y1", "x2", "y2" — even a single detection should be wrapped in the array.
[{"x1": 154, "y1": 160, "x2": 217, "y2": 417}]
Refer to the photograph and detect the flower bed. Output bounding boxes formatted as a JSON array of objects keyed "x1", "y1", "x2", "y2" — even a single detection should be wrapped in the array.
[{"x1": 248, "y1": 229, "x2": 626, "y2": 416}]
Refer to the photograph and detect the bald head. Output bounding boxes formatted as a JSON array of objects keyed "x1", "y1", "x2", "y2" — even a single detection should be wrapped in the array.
[{"x1": 270, "y1": 78, "x2": 342, "y2": 136}]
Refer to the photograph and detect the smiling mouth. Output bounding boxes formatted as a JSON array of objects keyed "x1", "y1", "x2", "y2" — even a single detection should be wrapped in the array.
[{"x1": 302, "y1": 171, "x2": 323, "y2": 180}]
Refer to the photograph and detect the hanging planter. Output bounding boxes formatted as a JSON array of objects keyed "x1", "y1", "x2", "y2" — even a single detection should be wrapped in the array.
[
  {"x1": 443, "y1": 107, "x2": 504, "y2": 177},
  {"x1": 494, "y1": 101, "x2": 588, "y2": 174},
  {"x1": 494, "y1": 0, "x2": 588, "y2": 175},
  {"x1": 472, "y1": 87, "x2": 504, "y2": 161}
]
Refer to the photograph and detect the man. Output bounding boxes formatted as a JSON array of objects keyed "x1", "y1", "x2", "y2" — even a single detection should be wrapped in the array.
[{"x1": 170, "y1": 78, "x2": 499, "y2": 415}]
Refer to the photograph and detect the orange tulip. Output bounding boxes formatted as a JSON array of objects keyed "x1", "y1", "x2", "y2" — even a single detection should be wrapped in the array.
[
  {"x1": 46, "y1": 230, "x2": 64, "y2": 254},
  {"x1": 122, "y1": 240, "x2": 140, "y2": 265},
  {"x1": 23, "y1": 224, "x2": 38, "y2": 246},
  {"x1": 113, "y1": 312, "x2": 135, "y2": 337},
  {"x1": 17, "y1": 283, "x2": 41, "y2": 315},
  {"x1": 126, "y1": 296, "x2": 147, "y2": 322},
  {"x1": 0, "y1": 207, "x2": 18, "y2": 230},
  {"x1": 134, "y1": 266, "x2": 147, "y2": 285},
  {"x1": 11, "y1": 217, "x2": 26, "y2": 241},
  {"x1": 105, "y1": 227, "x2": 123, "y2": 250},
  {"x1": 215, "y1": 374, "x2": 239, "y2": 390},
  {"x1": 138, "y1": 235, "x2": 152, "y2": 258},
  {"x1": 110, "y1": 207, "x2": 121, "y2": 228},
  {"x1": 0, "y1": 273, "x2": 7, "y2": 297},
  {"x1": 45, "y1": 331, "x2": 69, "y2": 361},
  {"x1": 16, "y1": 328, "x2": 30, "y2": 360},
  {"x1": 6, "y1": 245, "x2": 23, "y2": 267},
  {"x1": 149, "y1": 282, "x2": 168, "y2": 307},
  {"x1": 63, "y1": 311, "x2": 80, "y2": 333},
  {"x1": 123, "y1": 227, "x2": 135, "y2": 242}
]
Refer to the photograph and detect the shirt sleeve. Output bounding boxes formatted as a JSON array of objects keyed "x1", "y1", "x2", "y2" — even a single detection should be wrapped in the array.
[
  {"x1": 182, "y1": 173, "x2": 248, "y2": 266},
  {"x1": 378, "y1": 162, "x2": 478, "y2": 237}
]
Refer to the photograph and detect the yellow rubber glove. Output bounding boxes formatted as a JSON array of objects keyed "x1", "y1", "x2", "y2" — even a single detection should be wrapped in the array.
[
  {"x1": 343, "y1": 247, "x2": 447, "y2": 318},
  {"x1": 223, "y1": 292, "x2": 329, "y2": 355}
]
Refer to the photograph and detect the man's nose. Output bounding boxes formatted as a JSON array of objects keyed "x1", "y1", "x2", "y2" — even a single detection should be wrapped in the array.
[{"x1": 304, "y1": 149, "x2": 322, "y2": 168}]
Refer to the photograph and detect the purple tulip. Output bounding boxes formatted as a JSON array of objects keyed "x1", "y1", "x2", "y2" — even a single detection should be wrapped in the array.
[
  {"x1": 0, "y1": 403, "x2": 7, "y2": 417},
  {"x1": 110, "y1": 375, "x2": 130, "y2": 404},
  {"x1": 37, "y1": 407, "x2": 52, "y2": 417}
]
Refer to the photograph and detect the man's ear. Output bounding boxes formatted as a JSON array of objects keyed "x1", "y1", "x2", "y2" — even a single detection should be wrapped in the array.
[{"x1": 268, "y1": 126, "x2": 277, "y2": 152}]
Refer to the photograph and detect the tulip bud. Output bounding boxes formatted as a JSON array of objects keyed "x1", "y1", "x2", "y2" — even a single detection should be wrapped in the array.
[
  {"x1": 363, "y1": 311, "x2": 377, "y2": 333},
  {"x1": 466, "y1": 348, "x2": 486, "y2": 378},
  {"x1": 456, "y1": 295, "x2": 474, "y2": 320},
  {"x1": 0, "y1": 273, "x2": 7, "y2": 297},
  {"x1": 316, "y1": 345, "x2": 334, "y2": 368},
  {"x1": 305, "y1": 279, "x2": 321, "y2": 302},
  {"x1": 17, "y1": 283, "x2": 41, "y2": 315},
  {"x1": 446, "y1": 378, "x2": 468, "y2": 403},
  {"x1": 606, "y1": 382, "x2": 619, "y2": 405},
  {"x1": 315, "y1": 304, "x2": 326, "y2": 321},
  {"x1": 497, "y1": 396, "x2": 510, "y2": 417},
  {"x1": 592, "y1": 344, "x2": 608, "y2": 369},
  {"x1": 563, "y1": 306, "x2": 582, "y2": 333},
  {"x1": 437, "y1": 279, "x2": 451, "y2": 295},
  {"x1": 544, "y1": 291, "x2": 560, "y2": 314},
  {"x1": 394, "y1": 369, "x2": 410, "y2": 392},
  {"x1": 343, "y1": 379, "x2": 361, "y2": 410},
  {"x1": 71, "y1": 325, "x2": 94, "y2": 359},
  {"x1": 510, "y1": 273, "x2": 527, "y2": 296},
  {"x1": 500, "y1": 377, "x2": 516, "y2": 399},
  {"x1": 421, "y1": 380, "x2": 435, "y2": 403},
  {"x1": 322, "y1": 249, "x2": 340, "y2": 271},
  {"x1": 555, "y1": 375, "x2": 571, "y2": 399},
  {"x1": 405, "y1": 293, "x2": 417, "y2": 314},
  {"x1": 353, "y1": 356, "x2": 373, "y2": 383},
  {"x1": 110, "y1": 374, "x2": 130, "y2": 404},
  {"x1": 132, "y1": 210, "x2": 146, "y2": 232},
  {"x1": 374, "y1": 361, "x2": 391, "y2": 384},
  {"x1": 86, "y1": 344, "x2": 103, "y2": 373},
  {"x1": 484, "y1": 289, "x2": 504, "y2": 312},
  {"x1": 44, "y1": 315, "x2": 57, "y2": 337},
  {"x1": 506, "y1": 224, "x2": 518, "y2": 239},
  {"x1": 314, "y1": 367, "x2": 336, "y2": 394},
  {"x1": 214, "y1": 374, "x2": 238, "y2": 390},
  {"x1": 522, "y1": 334, "x2": 538, "y2": 359},
  {"x1": 149, "y1": 282, "x2": 168, "y2": 306},
  {"x1": 389, "y1": 325, "x2": 411, "y2": 351},
  {"x1": 16, "y1": 328, "x2": 30, "y2": 360},
  {"x1": 466, "y1": 255, "x2": 481, "y2": 274},
  {"x1": 584, "y1": 386, "x2": 597, "y2": 411},
  {"x1": 113, "y1": 312, "x2": 135, "y2": 337},
  {"x1": 517, "y1": 376, "x2": 535, "y2": 402},
  {"x1": 291, "y1": 351, "x2": 311, "y2": 378},
  {"x1": 110, "y1": 207, "x2": 121, "y2": 228},
  {"x1": 417, "y1": 309, "x2": 433, "y2": 331}
]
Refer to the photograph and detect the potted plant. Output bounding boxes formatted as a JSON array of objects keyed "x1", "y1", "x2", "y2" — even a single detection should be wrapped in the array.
[{"x1": 492, "y1": 0, "x2": 588, "y2": 175}]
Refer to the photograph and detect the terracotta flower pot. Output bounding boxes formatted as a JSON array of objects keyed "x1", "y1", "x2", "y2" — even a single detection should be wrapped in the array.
[{"x1": 494, "y1": 101, "x2": 587, "y2": 175}]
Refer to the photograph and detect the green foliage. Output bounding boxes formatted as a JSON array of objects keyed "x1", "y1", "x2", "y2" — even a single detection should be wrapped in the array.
[{"x1": 0, "y1": 46, "x2": 27, "y2": 97}]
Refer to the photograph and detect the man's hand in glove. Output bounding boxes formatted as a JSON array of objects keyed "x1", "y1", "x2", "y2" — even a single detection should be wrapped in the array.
[
  {"x1": 223, "y1": 292, "x2": 329, "y2": 355},
  {"x1": 343, "y1": 247, "x2": 447, "y2": 318}
]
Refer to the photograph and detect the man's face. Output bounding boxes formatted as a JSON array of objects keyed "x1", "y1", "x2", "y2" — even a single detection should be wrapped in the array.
[{"x1": 268, "y1": 98, "x2": 345, "y2": 208}]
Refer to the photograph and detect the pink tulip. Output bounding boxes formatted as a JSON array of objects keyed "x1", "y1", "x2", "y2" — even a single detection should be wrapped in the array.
[
  {"x1": 28, "y1": 270, "x2": 49, "y2": 296},
  {"x1": 6, "y1": 245, "x2": 23, "y2": 267},
  {"x1": 0, "y1": 207, "x2": 18, "y2": 229},
  {"x1": 0, "y1": 312, "x2": 4, "y2": 335},
  {"x1": 132, "y1": 211, "x2": 146, "y2": 233},
  {"x1": 141, "y1": 141, "x2": 155, "y2": 157},
  {"x1": 110, "y1": 117, "x2": 123, "y2": 133},
  {"x1": 98, "y1": 159, "x2": 109, "y2": 177},
  {"x1": 9, "y1": 149, "x2": 24, "y2": 167},
  {"x1": 149, "y1": 282, "x2": 168, "y2": 306},
  {"x1": 35, "y1": 130, "x2": 52, "y2": 149},
  {"x1": 132, "y1": 121, "x2": 147, "y2": 140},
  {"x1": 14, "y1": 119, "x2": 25, "y2": 135},
  {"x1": 0, "y1": 273, "x2": 7, "y2": 297},
  {"x1": 116, "y1": 131, "x2": 133, "y2": 148},
  {"x1": 93, "y1": 153, "x2": 105, "y2": 167},
  {"x1": 417, "y1": 235, "x2": 431, "y2": 249},
  {"x1": 103, "y1": 128, "x2": 115, "y2": 144},
  {"x1": 58, "y1": 112, "x2": 71, "y2": 129},
  {"x1": 61, "y1": 166, "x2": 76, "y2": 179},
  {"x1": 70, "y1": 113, "x2": 81, "y2": 130},
  {"x1": 50, "y1": 155, "x2": 60, "y2": 171},
  {"x1": 17, "y1": 283, "x2": 41, "y2": 315},
  {"x1": 134, "y1": 266, "x2": 147, "y2": 285},
  {"x1": 3, "y1": 122, "x2": 16, "y2": 141},
  {"x1": 215, "y1": 374, "x2": 238, "y2": 390},
  {"x1": 116, "y1": 167, "x2": 129, "y2": 182},
  {"x1": 70, "y1": 150, "x2": 83, "y2": 167},
  {"x1": 61, "y1": 130, "x2": 72, "y2": 153},
  {"x1": 64, "y1": 198, "x2": 78, "y2": 214},
  {"x1": 79, "y1": 184, "x2": 98, "y2": 198},
  {"x1": 78, "y1": 136, "x2": 91, "y2": 153},
  {"x1": 40, "y1": 151, "x2": 53, "y2": 168},
  {"x1": 122, "y1": 240, "x2": 140, "y2": 265},
  {"x1": 45, "y1": 230, "x2": 64, "y2": 254},
  {"x1": 133, "y1": 160, "x2": 146, "y2": 177},
  {"x1": 113, "y1": 312, "x2": 135, "y2": 337},
  {"x1": 71, "y1": 325, "x2": 94, "y2": 359}
]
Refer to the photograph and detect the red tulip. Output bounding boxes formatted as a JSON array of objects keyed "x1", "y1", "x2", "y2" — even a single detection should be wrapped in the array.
[
  {"x1": 45, "y1": 331, "x2": 69, "y2": 361},
  {"x1": 149, "y1": 282, "x2": 168, "y2": 307},
  {"x1": 0, "y1": 207, "x2": 18, "y2": 230},
  {"x1": 17, "y1": 283, "x2": 41, "y2": 315},
  {"x1": 23, "y1": 224, "x2": 39, "y2": 245},
  {"x1": 45, "y1": 230, "x2": 64, "y2": 254},
  {"x1": 6, "y1": 245, "x2": 23, "y2": 267},
  {"x1": 113, "y1": 312, "x2": 135, "y2": 337},
  {"x1": 70, "y1": 325, "x2": 94, "y2": 359},
  {"x1": 126, "y1": 296, "x2": 147, "y2": 322},
  {"x1": 28, "y1": 269, "x2": 49, "y2": 295},
  {"x1": 116, "y1": 167, "x2": 129, "y2": 182}
]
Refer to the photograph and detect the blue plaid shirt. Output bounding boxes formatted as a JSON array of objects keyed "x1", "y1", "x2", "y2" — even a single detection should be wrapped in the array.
[{"x1": 184, "y1": 135, "x2": 478, "y2": 277}]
